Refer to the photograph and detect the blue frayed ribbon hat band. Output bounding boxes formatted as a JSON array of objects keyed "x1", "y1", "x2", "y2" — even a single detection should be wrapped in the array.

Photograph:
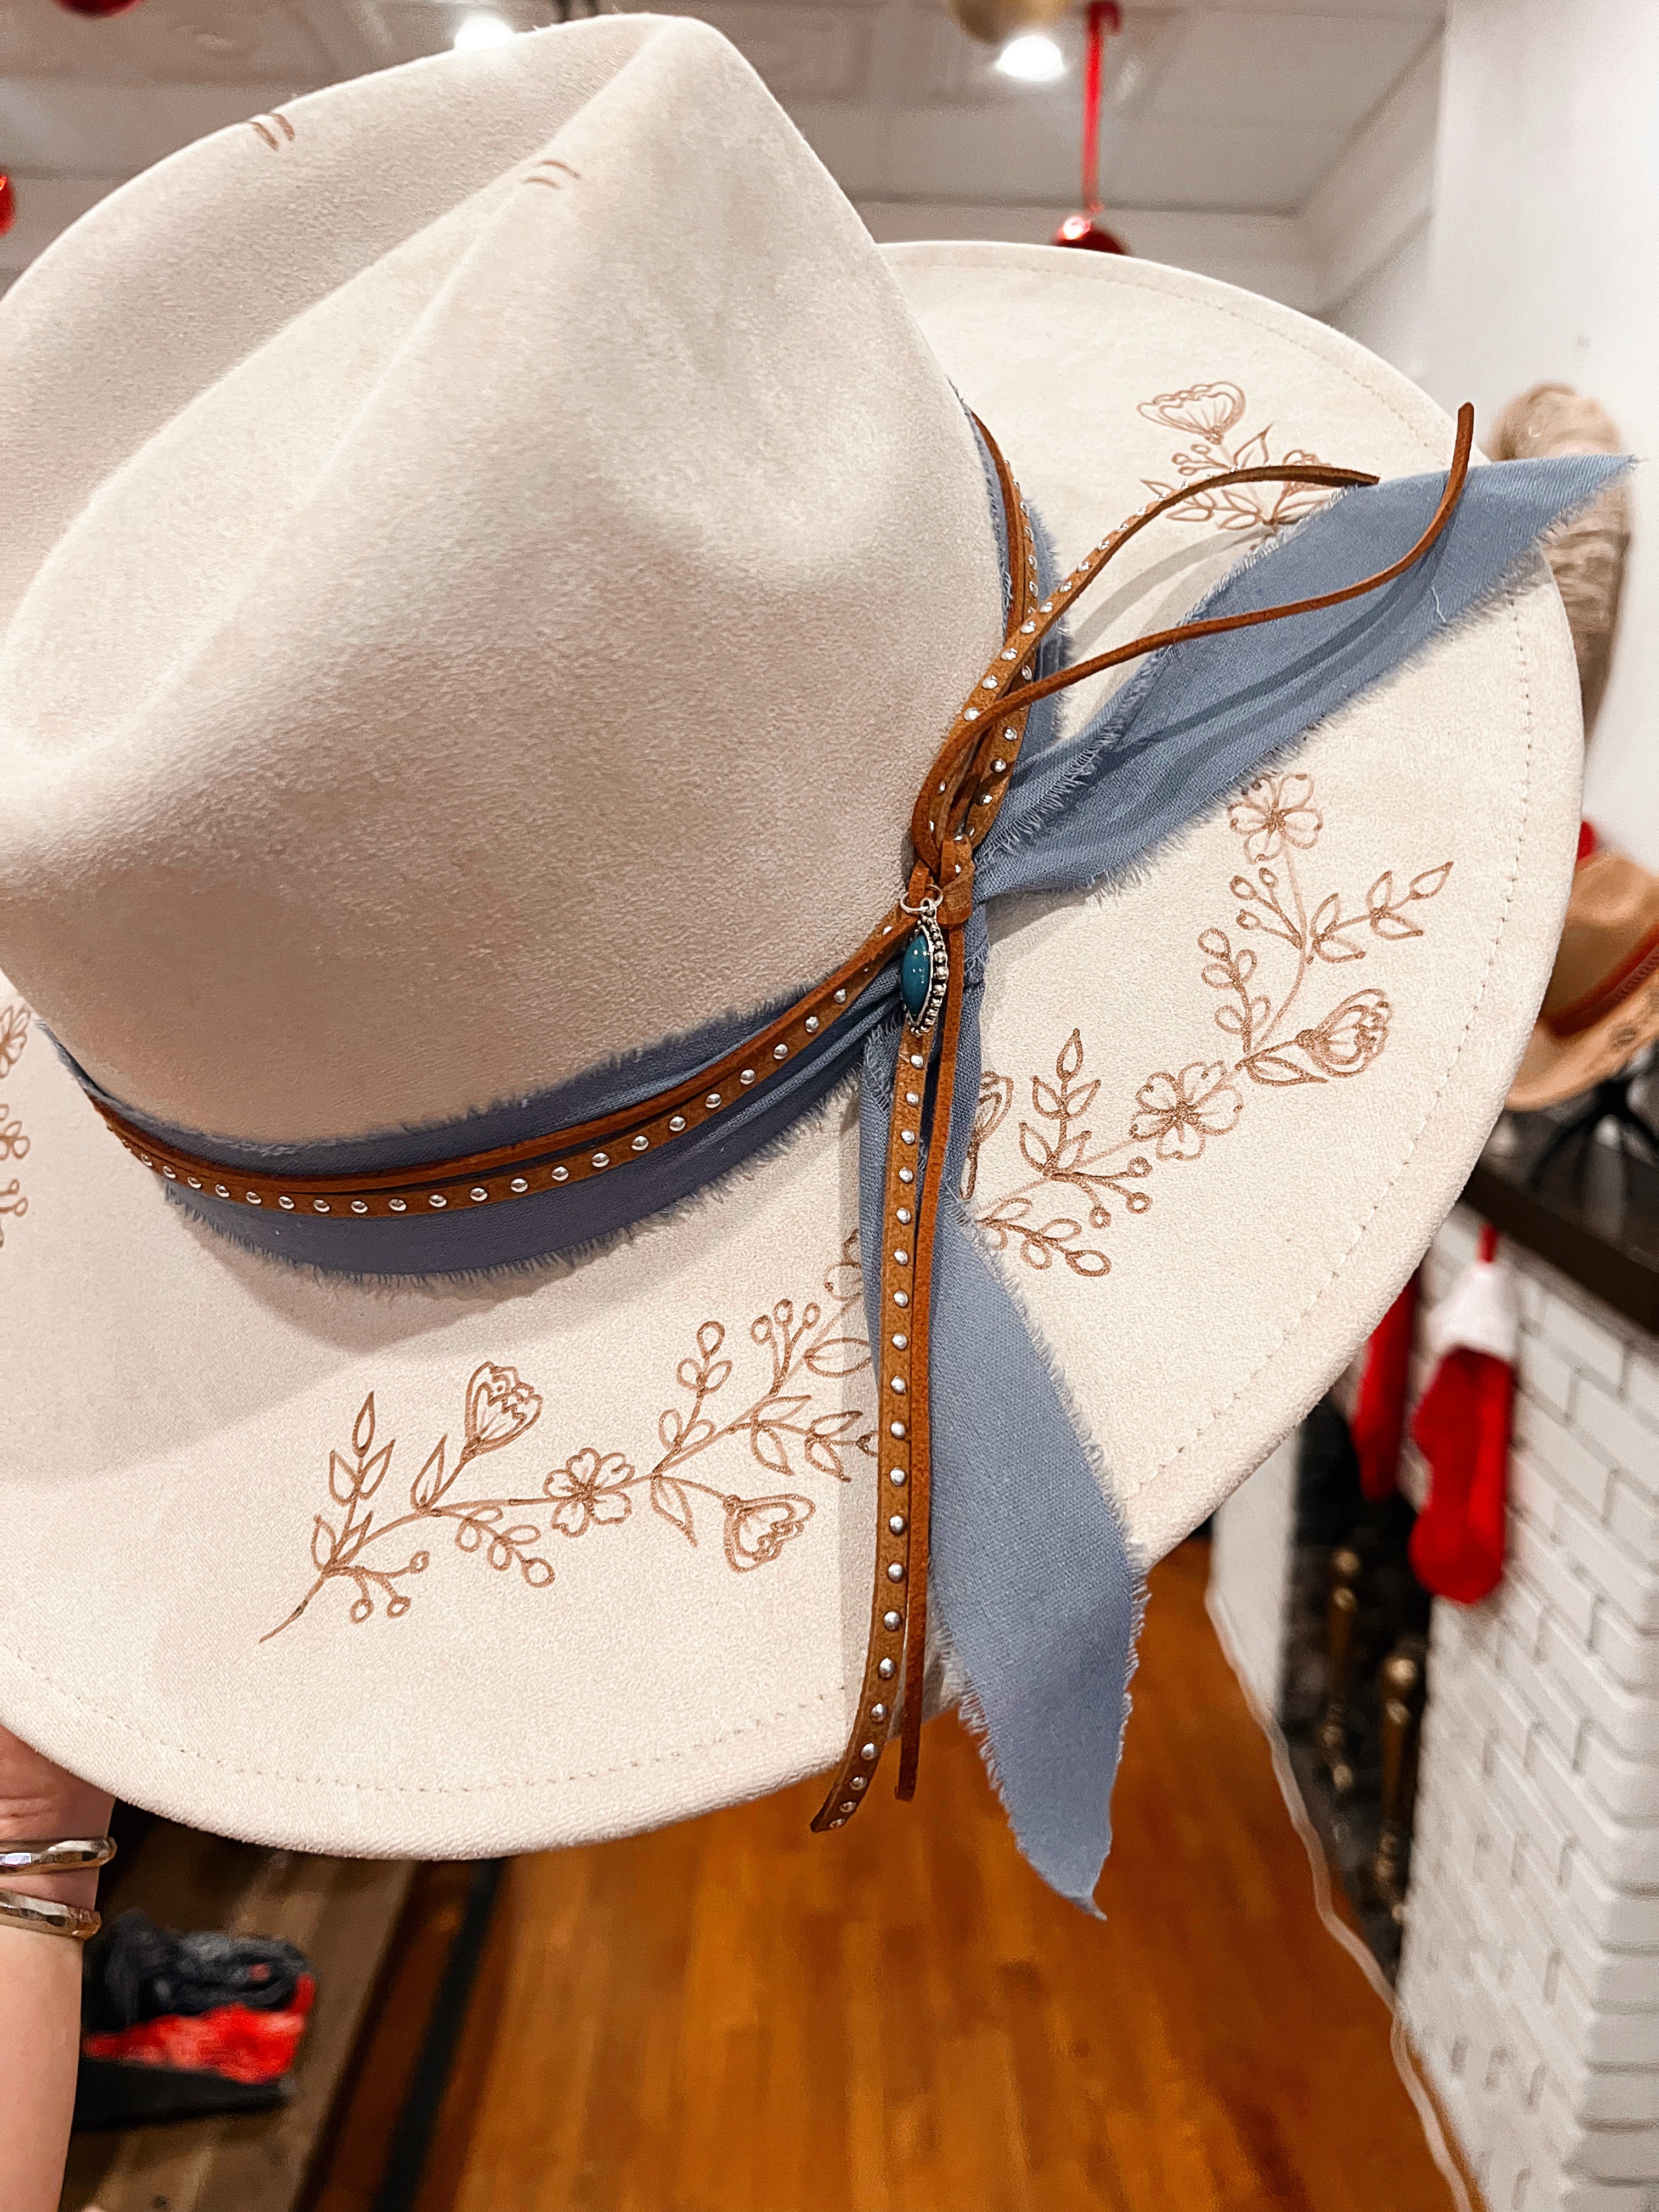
[{"x1": 61, "y1": 403, "x2": 1628, "y2": 1906}]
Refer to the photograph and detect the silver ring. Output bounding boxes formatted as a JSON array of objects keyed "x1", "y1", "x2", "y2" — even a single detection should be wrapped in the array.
[{"x1": 0, "y1": 1836, "x2": 117, "y2": 1875}]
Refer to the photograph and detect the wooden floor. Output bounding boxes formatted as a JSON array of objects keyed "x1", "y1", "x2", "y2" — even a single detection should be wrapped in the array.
[{"x1": 315, "y1": 1541, "x2": 1462, "y2": 2212}]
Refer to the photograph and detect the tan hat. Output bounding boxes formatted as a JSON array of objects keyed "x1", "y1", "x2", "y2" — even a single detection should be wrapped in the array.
[
  {"x1": 0, "y1": 15, "x2": 1592, "y2": 1882},
  {"x1": 1508, "y1": 848, "x2": 1659, "y2": 1110}
]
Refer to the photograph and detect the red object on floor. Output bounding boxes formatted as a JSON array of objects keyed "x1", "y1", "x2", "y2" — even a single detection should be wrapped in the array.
[
  {"x1": 0, "y1": 173, "x2": 14, "y2": 240},
  {"x1": 82, "y1": 1973, "x2": 315, "y2": 2085},
  {"x1": 1409, "y1": 1222, "x2": 1514, "y2": 1603},
  {"x1": 1351, "y1": 1272, "x2": 1419, "y2": 1501}
]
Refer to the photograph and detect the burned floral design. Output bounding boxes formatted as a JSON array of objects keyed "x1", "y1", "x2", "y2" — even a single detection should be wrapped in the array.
[
  {"x1": 970, "y1": 780, "x2": 1451, "y2": 1275},
  {"x1": 263, "y1": 1235, "x2": 877, "y2": 1638},
  {"x1": 0, "y1": 999, "x2": 31, "y2": 1252},
  {"x1": 1138, "y1": 379, "x2": 1332, "y2": 533}
]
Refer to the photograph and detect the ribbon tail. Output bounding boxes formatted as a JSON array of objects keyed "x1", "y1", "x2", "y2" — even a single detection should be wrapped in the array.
[{"x1": 928, "y1": 1203, "x2": 1143, "y2": 1912}]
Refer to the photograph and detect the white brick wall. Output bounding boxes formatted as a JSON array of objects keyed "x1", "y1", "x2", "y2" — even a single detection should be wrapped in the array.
[
  {"x1": 1211, "y1": 1203, "x2": 1659, "y2": 2212},
  {"x1": 1400, "y1": 1207, "x2": 1659, "y2": 2212}
]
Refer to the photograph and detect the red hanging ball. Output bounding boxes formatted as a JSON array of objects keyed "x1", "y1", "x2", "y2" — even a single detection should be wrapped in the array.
[
  {"x1": 0, "y1": 173, "x2": 14, "y2": 241},
  {"x1": 1052, "y1": 213, "x2": 1128, "y2": 255},
  {"x1": 54, "y1": 0, "x2": 147, "y2": 16}
]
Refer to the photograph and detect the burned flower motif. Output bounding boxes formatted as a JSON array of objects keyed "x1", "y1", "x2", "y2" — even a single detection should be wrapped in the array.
[
  {"x1": 722, "y1": 1492, "x2": 814, "y2": 1572},
  {"x1": 0, "y1": 1001, "x2": 30, "y2": 1078},
  {"x1": 462, "y1": 1362, "x2": 542, "y2": 1458},
  {"x1": 1228, "y1": 774, "x2": 1322, "y2": 865},
  {"x1": 1129, "y1": 1062, "x2": 1243, "y2": 1161},
  {"x1": 1295, "y1": 990, "x2": 1391, "y2": 1077},
  {"x1": 1136, "y1": 382, "x2": 1246, "y2": 439},
  {"x1": 544, "y1": 1447, "x2": 634, "y2": 1539}
]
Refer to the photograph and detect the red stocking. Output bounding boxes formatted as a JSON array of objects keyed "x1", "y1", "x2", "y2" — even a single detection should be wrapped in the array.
[
  {"x1": 1408, "y1": 1224, "x2": 1514, "y2": 1604},
  {"x1": 1351, "y1": 1273, "x2": 1419, "y2": 1502}
]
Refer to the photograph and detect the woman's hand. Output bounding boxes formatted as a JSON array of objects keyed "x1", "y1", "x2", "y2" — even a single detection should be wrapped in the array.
[
  {"x1": 0, "y1": 1726, "x2": 114, "y2": 2212},
  {"x1": 0, "y1": 1727, "x2": 114, "y2": 1909}
]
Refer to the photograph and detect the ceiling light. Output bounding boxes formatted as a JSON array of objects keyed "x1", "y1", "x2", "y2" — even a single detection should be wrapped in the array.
[
  {"x1": 453, "y1": 13, "x2": 516, "y2": 50},
  {"x1": 995, "y1": 32, "x2": 1065, "y2": 84}
]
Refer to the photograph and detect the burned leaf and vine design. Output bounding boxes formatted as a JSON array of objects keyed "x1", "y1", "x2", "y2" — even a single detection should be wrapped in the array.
[
  {"x1": 0, "y1": 1000, "x2": 31, "y2": 1251},
  {"x1": 263, "y1": 1233, "x2": 877, "y2": 1639},
  {"x1": 1138, "y1": 380, "x2": 1333, "y2": 533},
  {"x1": 969, "y1": 774, "x2": 1452, "y2": 1278}
]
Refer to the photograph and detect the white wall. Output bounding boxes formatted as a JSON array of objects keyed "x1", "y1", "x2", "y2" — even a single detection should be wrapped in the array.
[
  {"x1": 1328, "y1": 215, "x2": 1433, "y2": 390},
  {"x1": 1424, "y1": 0, "x2": 1659, "y2": 870}
]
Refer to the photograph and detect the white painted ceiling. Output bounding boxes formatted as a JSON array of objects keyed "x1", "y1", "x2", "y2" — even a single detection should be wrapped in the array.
[{"x1": 0, "y1": 0, "x2": 1442, "y2": 286}]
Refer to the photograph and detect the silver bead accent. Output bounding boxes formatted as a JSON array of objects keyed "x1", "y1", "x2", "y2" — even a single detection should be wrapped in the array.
[
  {"x1": 893, "y1": 1289, "x2": 909, "y2": 1307},
  {"x1": 900, "y1": 1131, "x2": 916, "y2": 1146},
  {"x1": 314, "y1": 1199, "x2": 331, "y2": 1214},
  {"x1": 631, "y1": 1134, "x2": 649, "y2": 1152},
  {"x1": 279, "y1": 1196, "x2": 295, "y2": 1210},
  {"x1": 706, "y1": 1092, "x2": 721, "y2": 1109},
  {"x1": 511, "y1": 1176, "x2": 529, "y2": 1192},
  {"x1": 162, "y1": 1165, "x2": 177, "y2": 1180},
  {"x1": 896, "y1": 1206, "x2": 912, "y2": 1224},
  {"x1": 893, "y1": 1249, "x2": 910, "y2": 1266},
  {"x1": 840, "y1": 1802, "x2": 855, "y2": 1815},
  {"x1": 883, "y1": 1611, "x2": 902, "y2": 1630},
  {"x1": 879, "y1": 1657, "x2": 897, "y2": 1679},
  {"x1": 889, "y1": 1419, "x2": 906, "y2": 1438},
  {"x1": 992, "y1": 759, "x2": 1007, "y2": 774},
  {"x1": 668, "y1": 1117, "x2": 685, "y2": 1133},
  {"x1": 1001, "y1": 648, "x2": 1017, "y2": 661},
  {"x1": 909, "y1": 1053, "x2": 925, "y2": 1069},
  {"x1": 899, "y1": 1167, "x2": 915, "y2": 1184},
  {"x1": 891, "y1": 1333, "x2": 907, "y2": 1350},
  {"x1": 805, "y1": 1016, "x2": 819, "y2": 1033},
  {"x1": 352, "y1": 1200, "x2": 369, "y2": 1214},
  {"x1": 833, "y1": 988, "x2": 847, "y2": 1004},
  {"x1": 861, "y1": 1742, "x2": 878, "y2": 1761},
  {"x1": 471, "y1": 1186, "x2": 490, "y2": 1201},
  {"x1": 428, "y1": 1194, "x2": 447, "y2": 1209},
  {"x1": 889, "y1": 1514, "x2": 906, "y2": 1536},
  {"x1": 1021, "y1": 619, "x2": 1036, "y2": 634},
  {"x1": 740, "y1": 1069, "x2": 755, "y2": 1085},
  {"x1": 889, "y1": 1468, "x2": 906, "y2": 1487},
  {"x1": 214, "y1": 1183, "x2": 228, "y2": 1197},
  {"x1": 851, "y1": 1776, "x2": 867, "y2": 1792},
  {"x1": 1040, "y1": 599, "x2": 1053, "y2": 613},
  {"x1": 774, "y1": 1042, "x2": 788, "y2": 1059},
  {"x1": 872, "y1": 1702, "x2": 888, "y2": 1723},
  {"x1": 887, "y1": 1561, "x2": 905, "y2": 1582},
  {"x1": 981, "y1": 676, "x2": 997, "y2": 691},
  {"x1": 390, "y1": 1198, "x2": 407, "y2": 1212},
  {"x1": 889, "y1": 1375, "x2": 905, "y2": 1394},
  {"x1": 591, "y1": 1153, "x2": 609, "y2": 1169},
  {"x1": 964, "y1": 707, "x2": 980, "y2": 720},
  {"x1": 552, "y1": 1166, "x2": 569, "y2": 1182},
  {"x1": 905, "y1": 1090, "x2": 920, "y2": 1107},
  {"x1": 187, "y1": 1177, "x2": 202, "y2": 1189},
  {"x1": 245, "y1": 1193, "x2": 262, "y2": 1205},
  {"x1": 139, "y1": 1154, "x2": 153, "y2": 1166}
]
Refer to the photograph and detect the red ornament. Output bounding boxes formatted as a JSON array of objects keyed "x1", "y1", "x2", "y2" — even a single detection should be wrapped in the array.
[
  {"x1": 0, "y1": 173, "x2": 13, "y2": 241},
  {"x1": 54, "y1": 0, "x2": 147, "y2": 15},
  {"x1": 1053, "y1": 2, "x2": 1131, "y2": 257},
  {"x1": 1052, "y1": 212, "x2": 1128, "y2": 254}
]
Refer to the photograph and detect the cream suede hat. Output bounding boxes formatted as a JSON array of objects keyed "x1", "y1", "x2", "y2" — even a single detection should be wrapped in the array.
[{"x1": 0, "y1": 13, "x2": 1592, "y2": 1879}]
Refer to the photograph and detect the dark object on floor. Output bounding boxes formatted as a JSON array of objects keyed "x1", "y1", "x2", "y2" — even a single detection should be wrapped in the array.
[
  {"x1": 1279, "y1": 1395, "x2": 1432, "y2": 1979},
  {"x1": 74, "y1": 1909, "x2": 316, "y2": 2132}
]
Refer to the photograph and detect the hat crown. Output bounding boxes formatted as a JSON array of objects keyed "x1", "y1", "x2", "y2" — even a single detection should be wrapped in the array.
[
  {"x1": 1542, "y1": 849, "x2": 1659, "y2": 1020},
  {"x1": 0, "y1": 14, "x2": 1001, "y2": 1143}
]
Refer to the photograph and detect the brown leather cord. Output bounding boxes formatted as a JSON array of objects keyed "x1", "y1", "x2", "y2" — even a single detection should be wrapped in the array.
[{"x1": 88, "y1": 410, "x2": 1476, "y2": 1833}]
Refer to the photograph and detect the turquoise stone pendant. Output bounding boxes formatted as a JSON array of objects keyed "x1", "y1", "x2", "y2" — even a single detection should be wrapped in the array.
[{"x1": 899, "y1": 907, "x2": 949, "y2": 1032}]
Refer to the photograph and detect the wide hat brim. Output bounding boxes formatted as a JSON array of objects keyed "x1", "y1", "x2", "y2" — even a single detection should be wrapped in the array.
[
  {"x1": 0, "y1": 245, "x2": 1580, "y2": 1859},
  {"x1": 1506, "y1": 970, "x2": 1659, "y2": 1112}
]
